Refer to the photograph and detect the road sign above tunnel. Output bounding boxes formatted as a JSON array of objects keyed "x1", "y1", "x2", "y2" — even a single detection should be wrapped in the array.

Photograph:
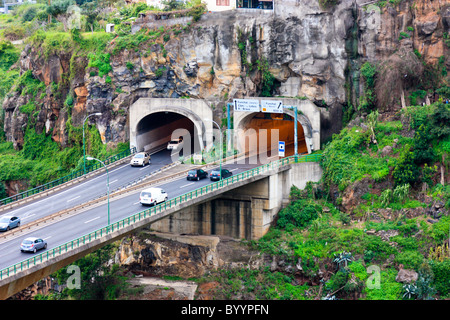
[
  {"x1": 233, "y1": 99, "x2": 284, "y2": 113},
  {"x1": 261, "y1": 100, "x2": 283, "y2": 113},
  {"x1": 233, "y1": 99, "x2": 260, "y2": 112}
]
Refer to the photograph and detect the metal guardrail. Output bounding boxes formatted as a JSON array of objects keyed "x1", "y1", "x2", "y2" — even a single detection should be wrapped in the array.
[
  {"x1": 0, "y1": 153, "x2": 321, "y2": 281},
  {"x1": 0, "y1": 147, "x2": 137, "y2": 207}
]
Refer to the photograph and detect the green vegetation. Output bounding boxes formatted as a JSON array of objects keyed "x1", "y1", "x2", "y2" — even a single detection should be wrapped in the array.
[
  {"x1": 237, "y1": 28, "x2": 278, "y2": 97},
  {"x1": 375, "y1": 0, "x2": 407, "y2": 7},
  {"x1": 0, "y1": 34, "x2": 129, "y2": 191},
  {"x1": 37, "y1": 244, "x2": 142, "y2": 300},
  {"x1": 0, "y1": 40, "x2": 20, "y2": 110},
  {"x1": 257, "y1": 57, "x2": 277, "y2": 97},
  {"x1": 319, "y1": 0, "x2": 340, "y2": 9},
  {"x1": 358, "y1": 61, "x2": 377, "y2": 112}
]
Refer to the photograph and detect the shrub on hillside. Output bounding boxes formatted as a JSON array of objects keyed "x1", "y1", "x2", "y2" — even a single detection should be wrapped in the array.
[
  {"x1": 430, "y1": 260, "x2": 450, "y2": 296},
  {"x1": 0, "y1": 40, "x2": 19, "y2": 71},
  {"x1": 276, "y1": 199, "x2": 320, "y2": 229},
  {"x1": 392, "y1": 148, "x2": 420, "y2": 186}
]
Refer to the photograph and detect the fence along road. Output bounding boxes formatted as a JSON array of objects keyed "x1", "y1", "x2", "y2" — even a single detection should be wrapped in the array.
[
  {"x1": 0, "y1": 147, "x2": 138, "y2": 208},
  {"x1": 0, "y1": 154, "x2": 321, "y2": 288},
  {"x1": 0, "y1": 148, "x2": 178, "y2": 224}
]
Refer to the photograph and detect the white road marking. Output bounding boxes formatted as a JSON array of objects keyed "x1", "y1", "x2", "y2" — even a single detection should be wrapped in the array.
[
  {"x1": 6, "y1": 163, "x2": 130, "y2": 215},
  {"x1": 133, "y1": 201, "x2": 140, "y2": 205},
  {"x1": 20, "y1": 214, "x2": 35, "y2": 220},
  {"x1": 110, "y1": 179, "x2": 118, "y2": 184},
  {"x1": 67, "y1": 196, "x2": 81, "y2": 203},
  {"x1": 43, "y1": 236, "x2": 52, "y2": 241},
  {"x1": 84, "y1": 216, "x2": 101, "y2": 224},
  {"x1": 180, "y1": 182, "x2": 195, "y2": 188}
]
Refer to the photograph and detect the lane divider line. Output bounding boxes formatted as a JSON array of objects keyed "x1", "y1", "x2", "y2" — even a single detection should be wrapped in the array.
[
  {"x1": 67, "y1": 196, "x2": 81, "y2": 203},
  {"x1": 84, "y1": 216, "x2": 101, "y2": 224}
]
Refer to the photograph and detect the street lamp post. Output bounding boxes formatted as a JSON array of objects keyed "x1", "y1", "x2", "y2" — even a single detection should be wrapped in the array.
[
  {"x1": 283, "y1": 106, "x2": 298, "y2": 159},
  {"x1": 86, "y1": 156, "x2": 110, "y2": 226},
  {"x1": 206, "y1": 119, "x2": 223, "y2": 181},
  {"x1": 83, "y1": 113, "x2": 102, "y2": 175}
]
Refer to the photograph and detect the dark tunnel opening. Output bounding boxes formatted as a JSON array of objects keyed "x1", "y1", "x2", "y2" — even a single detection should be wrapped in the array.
[{"x1": 136, "y1": 112, "x2": 199, "y2": 155}]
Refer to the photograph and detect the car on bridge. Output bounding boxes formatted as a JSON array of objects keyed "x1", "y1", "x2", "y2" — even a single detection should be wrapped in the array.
[
  {"x1": 130, "y1": 152, "x2": 151, "y2": 167},
  {"x1": 0, "y1": 215, "x2": 21, "y2": 232},
  {"x1": 140, "y1": 187, "x2": 168, "y2": 206},
  {"x1": 20, "y1": 237, "x2": 47, "y2": 253},
  {"x1": 210, "y1": 169, "x2": 232, "y2": 181},
  {"x1": 187, "y1": 169, "x2": 208, "y2": 181}
]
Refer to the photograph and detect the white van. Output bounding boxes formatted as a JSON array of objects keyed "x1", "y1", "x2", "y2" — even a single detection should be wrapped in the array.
[
  {"x1": 167, "y1": 138, "x2": 183, "y2": 150},
  {"x1": 139, "y1": 187, "x2": 168, "y2": 206}
]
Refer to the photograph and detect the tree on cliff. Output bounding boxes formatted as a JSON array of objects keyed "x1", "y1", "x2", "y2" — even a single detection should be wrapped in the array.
[
  {"x1": 81, "y1": 0, "x2": 100, "y2": 34},
  {"x1": 46, "y1": 0, "x2": 77, "y2": 32}
]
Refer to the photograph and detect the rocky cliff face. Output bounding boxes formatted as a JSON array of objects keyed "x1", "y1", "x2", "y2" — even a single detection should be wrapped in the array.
[
  {"x1": 114, "y1": 232, "x2": 267, "y2": 279},
  {"x1": 2, "y1": 0, "x2": 449, "y2": 150},
  {"x1": 358, "y1": 0, "x2": 450, "y2": 112}
]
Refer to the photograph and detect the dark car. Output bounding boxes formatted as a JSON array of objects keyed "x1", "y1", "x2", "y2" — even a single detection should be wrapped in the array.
[
  {"x1": 209, "y1": 169, "x2": 232, "y2": 181},
  {"x1": 0, "y1": 215, "x2": 21, "y2": 232},
  {"x1": 20, "y1": 237, "x2": 47, "y2": 253},
  {"x1": 187, "y1": 169, "x2": 208, "y2": 181}
]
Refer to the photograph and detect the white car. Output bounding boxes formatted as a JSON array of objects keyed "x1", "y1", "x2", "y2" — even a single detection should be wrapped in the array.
[
  {"x1": 140, "y1": 187, "x2": 168, "y2": 206},
  {"x1": 167, "y1": 138, "x2": 183, "y2": 150},
  {"x1": 130, "y1": 152, "x2": 151, "y2": 167}
]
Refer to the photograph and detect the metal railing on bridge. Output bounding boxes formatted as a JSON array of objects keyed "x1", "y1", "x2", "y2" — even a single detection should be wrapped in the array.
[
  {"x1": 0, "y1": 153, "x2": 321, "y2": 281},
  {"x1": 0, "y1": 147, "x2": 137, "y2": 206}
]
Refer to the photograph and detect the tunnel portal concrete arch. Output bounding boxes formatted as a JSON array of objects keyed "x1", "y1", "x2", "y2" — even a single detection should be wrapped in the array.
[
  {"x1": 233, "y1": 98, "x2": 321, "y2": 155},
  {"x1": 130, "y1": 98, "x2": 213, "y2": 153}
]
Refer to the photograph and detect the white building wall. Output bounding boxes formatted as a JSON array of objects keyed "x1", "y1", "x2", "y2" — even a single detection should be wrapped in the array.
[
  {"x1": 205, "y1": 0, "x2": 236, "y2": 12},
  {"x1": 146, "y1": 0, "x2": 164, "y2": 9}
]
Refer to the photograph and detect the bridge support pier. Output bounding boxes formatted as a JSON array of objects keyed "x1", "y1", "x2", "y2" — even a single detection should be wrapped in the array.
[{"x1": 150, "y1": 162, "x2": 322, "y2": 240}]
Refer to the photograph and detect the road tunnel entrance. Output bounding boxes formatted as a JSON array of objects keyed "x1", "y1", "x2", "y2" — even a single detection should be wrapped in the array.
[
  {"x1": 237, "y1": 112, "x2": 307, "y2": 161},
  {"x1": 136, "y1": 111, "x2": 200, "y2": 156}
]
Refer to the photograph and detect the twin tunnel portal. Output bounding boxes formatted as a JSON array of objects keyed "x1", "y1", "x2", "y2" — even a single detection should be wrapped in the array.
[{"x1": 130, "y1": 98, "x2": 321, "y2": 159}]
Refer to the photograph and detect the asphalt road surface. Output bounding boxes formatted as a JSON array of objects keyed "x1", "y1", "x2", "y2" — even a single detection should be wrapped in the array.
[{"x1": 0, "y1": 153, "x2": 265, "y2": 270}]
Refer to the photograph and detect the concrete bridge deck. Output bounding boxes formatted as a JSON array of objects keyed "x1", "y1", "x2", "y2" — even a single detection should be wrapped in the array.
[{"x1": 0, "y1": 154, "x2": 322, "y2": 299}]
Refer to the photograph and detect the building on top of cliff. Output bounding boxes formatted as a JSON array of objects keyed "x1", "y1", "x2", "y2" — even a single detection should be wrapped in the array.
[
  {"x1": 206, "y1": 0, "x2": 273, "y2": 12},
  {"x1": 1, "y1": 0, "x2": 36, "y2": 14},
  {"x1": 145, "y1": 0, "x2": 164, "y2": 9}
]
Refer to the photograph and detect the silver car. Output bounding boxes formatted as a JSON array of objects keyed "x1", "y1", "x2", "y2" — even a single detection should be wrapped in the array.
[
  {"x1": 130, "y1": 152, "x2": 151, "y2": 167},
  {"x1": 0, "y1": 215, "x2": 21, "y2": 232},
  {"x1": 20, "y1": 237, "x2": 47, "y2": 253}
]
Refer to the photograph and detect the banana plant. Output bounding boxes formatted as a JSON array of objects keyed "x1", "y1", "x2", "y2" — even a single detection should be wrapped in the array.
[
  {"x1": 333, "y1": 251, "x2": 353, "y2": 270},
  {"x1": 402, "y1": 284, "x2": 418, "y2": 300}
]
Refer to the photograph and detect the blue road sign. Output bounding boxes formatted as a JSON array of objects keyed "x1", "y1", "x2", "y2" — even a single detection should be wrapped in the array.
[{"x1": 278, "y1": 141, "x2": 285, "y2": 157}]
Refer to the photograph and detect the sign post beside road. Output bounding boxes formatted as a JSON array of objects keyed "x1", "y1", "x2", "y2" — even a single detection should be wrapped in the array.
[{"x1": 278, "y1": 141, "x2": 285, "y2": 157}]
